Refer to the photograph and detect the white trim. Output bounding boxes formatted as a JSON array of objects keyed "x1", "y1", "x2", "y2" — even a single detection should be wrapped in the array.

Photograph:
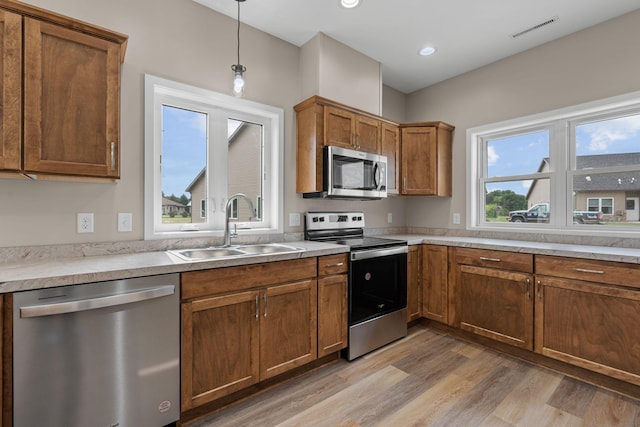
[
  {"x1": 144, "y1": 74, "x2": 284, "y2": 240},
  {"x1": 467, "y1": 90, "x2": 640, "y2": 237}
]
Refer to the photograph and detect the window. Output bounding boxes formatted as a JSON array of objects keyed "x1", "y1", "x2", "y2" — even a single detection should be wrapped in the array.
[
  {"x1": 468, "y1": 91, "x2": 640, "y2": 235},
  {"x1": 588, "y1": 198, "x2": 613, "y2": 215},
  {"x1": 144, "y1": 75, "x2": 284, "y2": 240},
  {"x1": 229, "y1": 198, "x2": 239, "y2": 220}
]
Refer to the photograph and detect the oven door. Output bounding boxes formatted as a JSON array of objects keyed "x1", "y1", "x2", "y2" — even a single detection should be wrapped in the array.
[{"x1": 348, "y1": 245, "x2": 407, "y2": 326}]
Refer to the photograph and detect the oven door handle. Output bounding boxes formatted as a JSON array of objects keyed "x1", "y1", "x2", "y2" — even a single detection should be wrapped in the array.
[{"x1": 351, "y1": 245, "x2": 408, "y2": 261}]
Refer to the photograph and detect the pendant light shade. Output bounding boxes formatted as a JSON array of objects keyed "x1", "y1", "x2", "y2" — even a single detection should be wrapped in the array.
[{"x1": 231, "y1": 0, "x2": 246, "y2": 97}]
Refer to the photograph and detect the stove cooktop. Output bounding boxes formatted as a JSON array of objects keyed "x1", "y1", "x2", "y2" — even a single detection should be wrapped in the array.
[{"x1": 331, "y1": 236, "x2": 406, "y2": 250}]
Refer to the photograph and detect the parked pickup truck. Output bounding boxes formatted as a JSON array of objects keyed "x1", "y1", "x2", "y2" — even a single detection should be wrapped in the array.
[{"x1": 508, "y1": 203, "x2": 601, "y2": 224}]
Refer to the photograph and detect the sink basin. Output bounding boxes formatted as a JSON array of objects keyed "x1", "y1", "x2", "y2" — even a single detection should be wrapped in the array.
[
  {"x1": 234, "y1": 243, "x2": 304, "y2": 255},
  {"x1": 169, "y1": 243, "x2": 304, "y2": 261},
  {"x1": 170, "y1": 247, "x2": 246, "y2": 261}
]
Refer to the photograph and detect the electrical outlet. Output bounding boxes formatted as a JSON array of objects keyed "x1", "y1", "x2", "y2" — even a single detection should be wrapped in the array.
[
  {"x1": 118, "y1": 213, "x2": 133, "y2": 232},
  {"x1": 77, "y1": 213, "x2": 94, "y2": 233},
  {"x1": 387, "y1": 213, "x2": 393, "y2": 223}
]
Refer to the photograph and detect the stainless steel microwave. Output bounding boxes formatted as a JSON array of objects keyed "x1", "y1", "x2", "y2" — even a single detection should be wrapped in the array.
[{"x1": 303, "y1": 146, "x2": 387, "y2": 199}]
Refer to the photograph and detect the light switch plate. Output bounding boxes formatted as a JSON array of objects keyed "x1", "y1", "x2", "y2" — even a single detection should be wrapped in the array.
[
  {"x1": 289, "y1": 213, "x2": 301, "y2": 227},
  {"x1": 118, "y1": 213, "x2": 133, "y2": 232}
]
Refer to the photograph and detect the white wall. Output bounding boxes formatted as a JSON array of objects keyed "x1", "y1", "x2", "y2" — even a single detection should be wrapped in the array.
[{"x1": 404, "y1": 9, "x2": 640, "y2": 231}]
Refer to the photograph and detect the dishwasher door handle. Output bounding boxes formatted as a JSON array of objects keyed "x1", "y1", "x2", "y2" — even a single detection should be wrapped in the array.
[{"x1": 19, "y1": 285, "x2": 176, "y2": 318}]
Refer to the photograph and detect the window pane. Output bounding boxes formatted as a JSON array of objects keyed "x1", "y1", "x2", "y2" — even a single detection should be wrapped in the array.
[
  {"x1": 228, "y1": 118, "x2": 263, "y2": 223},
  {"x1": 486, "y1": 130, "x2": 549, "y2": 178},
  {"x1": 484, "y1": 179, "x2": 550, "y2": 223},
  {"x1": 575, "y1": 113, "x2": 640, "y2": 169},
  {"x1": 573, "y1": 172, "x2": 640, "y2": 225},
  {"x1": 161, "y1": 105, "x2": 207, "y2": 224}
]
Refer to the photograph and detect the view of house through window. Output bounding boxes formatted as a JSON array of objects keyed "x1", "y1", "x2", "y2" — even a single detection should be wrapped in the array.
[
  {"x1": 160, "y1": 106, "x2": 263, "y2": 227},
  {"x1": 471, "y1": 95, "x2": 640, "y2": 232}
]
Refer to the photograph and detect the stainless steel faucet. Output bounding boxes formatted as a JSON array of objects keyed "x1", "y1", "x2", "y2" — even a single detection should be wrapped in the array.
[{"x1": 223, "y1": 193, "x2": 257, "y2": 247}]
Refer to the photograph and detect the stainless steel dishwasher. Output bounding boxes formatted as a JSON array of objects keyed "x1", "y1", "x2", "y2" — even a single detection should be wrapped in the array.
[{"x1": 13, "y1": 274, "x2": 180, "y2": 427}]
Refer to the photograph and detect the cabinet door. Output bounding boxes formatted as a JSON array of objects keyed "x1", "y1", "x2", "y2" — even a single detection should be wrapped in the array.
[
  {"x1": 381, "y1": 123, "x2": 399, "y2": 194},
  {"x1": 458, "y1": 265, "x2": 533, "y2": 350},
  {"x1": 23, "y1": 18, "x2": 121, "y2": 177},
  {"x1": 535, "y1": 277, "x2": 640, "y2": 386},
  {"x1": 324, "y1": 106, "x2": 354, "y2": 149},
  {"x1": 407, "y1": 245, "x2": 422, "y2": 322},
  {"x1": 401, "y1": 126, "x2": 436, "y2": 195},
  {"x1": 355, "y1": 115, "x2": 380, "y2": 153},
  {"x1": 422, "y1": 244, "x2": 448, "y2": 323},
  {"x1": 318, "y1": 274, "x2": 347, "y2": 357},
  {"x1": 181, "y1": 291, "x2": 260, "y2": 410},
  {"x1": 0, "y1": 10, "x2": 21, "y2": 172},
  {"x1": 260, "y1": 279, "x2": 317, "y2": 379}
]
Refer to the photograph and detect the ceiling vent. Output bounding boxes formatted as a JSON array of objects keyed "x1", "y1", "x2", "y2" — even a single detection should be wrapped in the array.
[{"x1": 511, "y1": 16, "x2": 559, "y2": 39}]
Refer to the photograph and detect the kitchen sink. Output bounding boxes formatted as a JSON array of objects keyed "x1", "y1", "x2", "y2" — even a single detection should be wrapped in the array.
[
  {"x1": 233, "y1": 243, "x2": 303, "y2": 255},
  {"x1": 169, "y1": 243, "x2": 304, "y2": 261}
]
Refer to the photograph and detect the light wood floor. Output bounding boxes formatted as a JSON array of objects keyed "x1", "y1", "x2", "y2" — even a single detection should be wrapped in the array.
[{"x1": 188, "y1": 325, "x2": 640, "y2": 427}]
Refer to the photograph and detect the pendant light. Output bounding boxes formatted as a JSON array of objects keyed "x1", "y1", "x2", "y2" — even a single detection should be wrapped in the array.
[{"x1": 231, "y1": 0, "x2": 246, "y2": 97}]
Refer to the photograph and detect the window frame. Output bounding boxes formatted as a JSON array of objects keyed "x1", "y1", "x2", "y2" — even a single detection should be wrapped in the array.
[
  {"x1": 467, "y1": 91, "x2": 640, "y2": 237},
  {"x1": 144, "y1": 74, "x2": 284, "y2": 240}
]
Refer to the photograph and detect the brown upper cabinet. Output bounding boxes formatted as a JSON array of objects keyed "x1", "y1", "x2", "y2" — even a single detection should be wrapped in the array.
[
  {"x1": 295, "y1": 96, "x2": 454, "y2": 196},
  {"x1": 400, "y1": 123, "x2": 454, "y2": 196},
  {"x1": 0, "y1": 1, "x2": 127, "y2": 180},
  {"x1": 295, "y1": 96, "x2": 389, "y2": 193}
]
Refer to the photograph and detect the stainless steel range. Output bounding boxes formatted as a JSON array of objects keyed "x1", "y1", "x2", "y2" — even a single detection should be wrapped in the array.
[{"x1": 305, "y1": 212, "x2": 408, "y2": 360}]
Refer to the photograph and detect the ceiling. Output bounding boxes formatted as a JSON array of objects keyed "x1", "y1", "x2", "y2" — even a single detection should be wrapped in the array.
[{"x1": 194, "y1": 0, "x2": 640, "y2": 94}]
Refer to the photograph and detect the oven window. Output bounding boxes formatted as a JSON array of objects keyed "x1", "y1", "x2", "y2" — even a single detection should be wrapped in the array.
[{"x1": 349, "y1": 253, "x2": 407, "y2": 325}]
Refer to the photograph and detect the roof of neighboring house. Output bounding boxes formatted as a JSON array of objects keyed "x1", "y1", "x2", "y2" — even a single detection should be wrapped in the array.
[
  {"x1": 574, "y1": 153, "x2": 640, "y2": 191},
  {"x1": 162, "y1": 197, "x2": 186, "y2": 207},
  {"x1": 528, "y1": 153, "x2": 640, "y2": 195}
]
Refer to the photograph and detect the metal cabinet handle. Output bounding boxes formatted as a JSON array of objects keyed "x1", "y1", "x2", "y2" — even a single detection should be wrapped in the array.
[
  {"x1": 575, "y1": 268, "x2": 605, "y2": 274},
  {"x1": 255, "y1": 295, "x2": 259, "y2": 320},
  {"x1": 328, "y1": 262, "x2": 344, "y2": 267},
  {"x1": 480, "y1": 257, "x2": 501, "y2": 262},
  {"x1": 403, "y1": 176, "x2": 407, "y2": 191},
  {"x1": 110, "y1": 141, "x2": 116, "y2": 171},
  {"x1": 263, "y1": 293, "x2": 268, "y2": 317},
  {"x1": 526, "y1": 278, "x2": 531, "y2": 300},
  {"x1": 537, "y1": 280, "x2": 542, "y2": 301}
]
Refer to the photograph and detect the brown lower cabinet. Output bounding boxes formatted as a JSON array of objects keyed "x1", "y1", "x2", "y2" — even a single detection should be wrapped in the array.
[
  {"x1": 180, "y1": 258, "x2": 318, "y2": 412},
  {"x1": 406, "y1": 245, "x2": 422, "y2": 322},
  {"x1": 452, "y1": 247, "x2": 534, "y2": 350},
  {"x1": 535, "y1": 255, "x2": 640, "y2": 387},
  {"x1": 421, "y1": 244, "x2": 449, "y2": 324},
  {"x1": 317, "y1": 254, "x2": 348, "y2": 357}
]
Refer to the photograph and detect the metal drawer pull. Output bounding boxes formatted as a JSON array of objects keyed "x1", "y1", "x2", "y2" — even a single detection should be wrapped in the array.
[
  {"x1": 575, "y1": 268, "x2": 605, "y2": 274},
  {"x1": 479, "y1": 257, "x2": 501, "y2": 262},
  {"x1": 328, "y1": 262, "x2": 344, "y2": 267}
]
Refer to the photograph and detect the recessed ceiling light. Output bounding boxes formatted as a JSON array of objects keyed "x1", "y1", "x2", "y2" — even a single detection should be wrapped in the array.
[
  {"x1": 419, "y1": 46, "x2": 436, "y2": 56},
  {"x1": 340, "y1": 0, "x2": 361, "y2": 9}
]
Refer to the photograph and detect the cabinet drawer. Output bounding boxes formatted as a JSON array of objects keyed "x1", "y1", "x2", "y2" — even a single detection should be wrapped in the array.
[
  {"x1": 536, "y1": 255, "x2": 640, "y2": 289},
  {"x1": 455, "y1": 247, "x2": 533, "y2": 273},
  {"x1": 182, "y1": 257, "x2": 317, "y2": 300},
  {"x1": 318, "y1": 254, "x2": 348, "y2": 276}
]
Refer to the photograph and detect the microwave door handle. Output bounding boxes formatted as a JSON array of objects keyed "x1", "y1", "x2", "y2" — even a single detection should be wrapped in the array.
[{"x1": 374, "y1": 162, "x2": 381, "y2": 190}]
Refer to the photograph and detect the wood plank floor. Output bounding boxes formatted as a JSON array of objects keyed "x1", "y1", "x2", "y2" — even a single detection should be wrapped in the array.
[{"x1": 187, "y1": 325, "x2": 640, "y2": 427}]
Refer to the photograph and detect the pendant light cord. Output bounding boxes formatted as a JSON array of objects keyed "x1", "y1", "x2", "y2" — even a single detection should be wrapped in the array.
[{"x1": 236, "y1": 0, "x2": 241, "y2": 66}]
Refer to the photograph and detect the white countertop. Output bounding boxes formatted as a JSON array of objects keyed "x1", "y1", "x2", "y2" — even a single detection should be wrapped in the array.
[
  {"x1": 0, "y1": 241, "x2": 348, "y2": 293},
  {"x1": 2, "y1": 235, "x2": 639, "y2": 293},
  {"x1": 384, "y1": 234, "x2": 640, "y2": 264}
]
